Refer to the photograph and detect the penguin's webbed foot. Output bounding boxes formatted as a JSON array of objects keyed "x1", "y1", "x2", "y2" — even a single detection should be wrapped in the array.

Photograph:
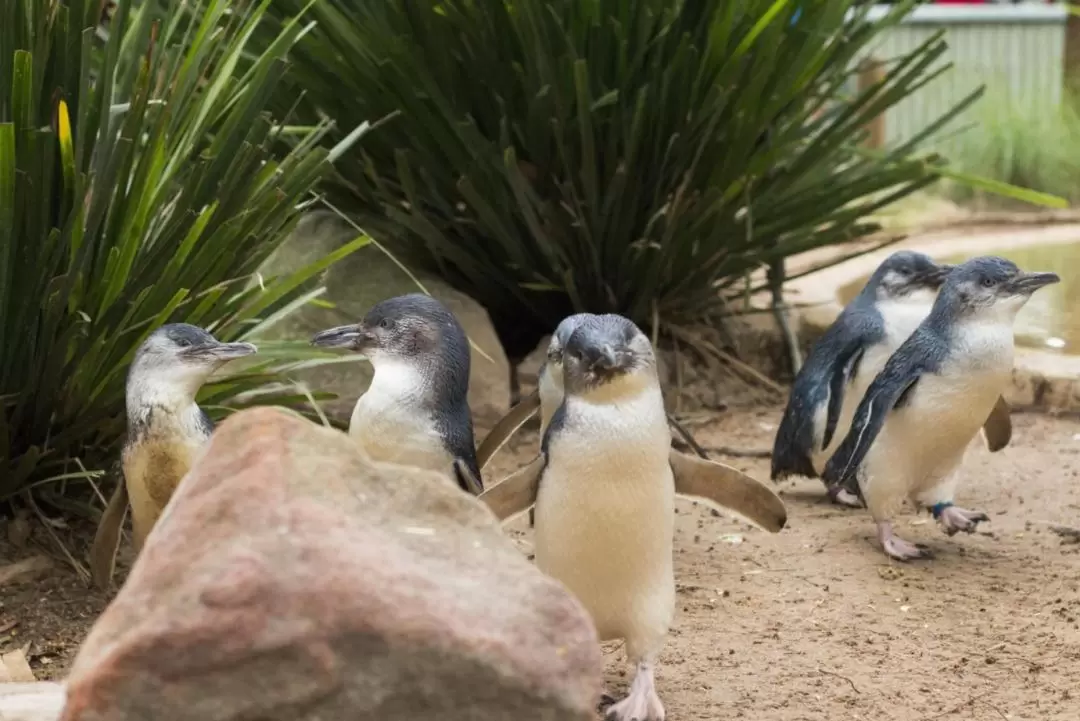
[
  {"x1": 605, "y1": 661, "x2": 665, "y2": 721},
  {"x1": 937, "y1": 506, "x2": 989, "y2": 536},
  {"x1": 877, "y1": 521, "x2": 931, "y2": 561},
  {"x1": 827, "y1": 485, "x2": 862, "y2": 509}
]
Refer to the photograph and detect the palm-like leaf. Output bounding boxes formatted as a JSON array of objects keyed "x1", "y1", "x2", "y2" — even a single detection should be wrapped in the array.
[{"x1": 0, "y1": 0, "x2": 368, "y2": 497}]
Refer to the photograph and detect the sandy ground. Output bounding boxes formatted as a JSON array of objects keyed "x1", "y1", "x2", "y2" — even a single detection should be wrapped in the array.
[{"x1": 3, "y1": 403, "x2": 1080, "y2": 720}]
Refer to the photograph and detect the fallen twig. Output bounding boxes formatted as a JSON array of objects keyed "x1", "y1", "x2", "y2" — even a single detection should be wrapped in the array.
[
  {"x1": 930, "y1": 696, "x2": 976, "y2": 719},
  {"x1": 816, "y1": 668, "x2": 860, "y2": 695},
  {"x1": 24, "y1": 492, "x2": 90, "y2": 583},
  {"x1": 667, "y1": 417, "x2": 709, "y2": 459},
  {"x1": 1041, "y1": 522, "x2": 1080, "y2": 544}
]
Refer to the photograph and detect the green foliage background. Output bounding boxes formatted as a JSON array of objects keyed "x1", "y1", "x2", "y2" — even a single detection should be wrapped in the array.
[{"x1": 262, "y1": 0, "x2": 990, "y2": 358}]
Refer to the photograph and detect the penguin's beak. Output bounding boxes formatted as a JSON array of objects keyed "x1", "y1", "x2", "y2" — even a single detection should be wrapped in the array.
[
  {"x1": 186, "y1": 341, "x2": 257, "y2": 361},
  {"x1": 912, "y1": 263, "x2": 952, "y2": 287},
  {"x1": 311, "y1": 323, "x2": 373, "y2": 350},
  {"x1": 1004, "y1": 271, "x2": 1060, "y2": 295},
  {"x1": 586, "y1": 343, "x2": 632, "y2": 375}
]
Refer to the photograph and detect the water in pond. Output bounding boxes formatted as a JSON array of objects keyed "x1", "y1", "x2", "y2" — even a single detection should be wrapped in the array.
[{"x1": 836, "y1": 242, "x2": 1079, "y2": 354}]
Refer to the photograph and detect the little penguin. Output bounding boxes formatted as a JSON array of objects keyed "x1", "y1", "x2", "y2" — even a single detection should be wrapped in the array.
[
  {"x1": 478, "y1": 313, "x2": 787, "y2": 720},
  {"x1": 310, "y1": 293, "x2": 483, "y2": 495},
  {"x1": 90, "y1": 323, "x2": 256, "y2": 588},
  {"x1": 822, "y1": 256, "x2": 1058, "y2": 561},
  {"x1": 771, "y1": 250, "x2": 1013, "y2": 507}
]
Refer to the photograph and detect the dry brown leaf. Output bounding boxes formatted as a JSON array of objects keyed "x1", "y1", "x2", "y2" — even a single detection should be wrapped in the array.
[{"x1": 1, "y1": 648, "x2": 36, "y2": 683}]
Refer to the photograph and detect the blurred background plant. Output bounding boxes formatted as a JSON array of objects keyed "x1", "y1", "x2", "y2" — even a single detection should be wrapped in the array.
[
  {"x1": 259, "y1": 0, "x2": 1052, "y2": 384},
  {"x1": 935, "y1": 87, "x2": 1080, "y2": 209},
  {"x1": 0, "y1": 0, "x2": 368, "y2": 509}
]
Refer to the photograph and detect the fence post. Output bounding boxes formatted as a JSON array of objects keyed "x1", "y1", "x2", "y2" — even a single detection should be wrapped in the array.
[
  {"x1": 857, "y1": 56, "x2": 886, "y2": 149},
  {"x1": 1067, "y1": 10, "x2": 1080, "y2": 93}
]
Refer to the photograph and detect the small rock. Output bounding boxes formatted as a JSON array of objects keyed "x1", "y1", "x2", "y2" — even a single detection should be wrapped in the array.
[
  {"x1": 877, "y1": 566, "x2": 903, "y2": 581},
  {"x1": 61, "y1": 407, "x2": 600, "y2": 721}
]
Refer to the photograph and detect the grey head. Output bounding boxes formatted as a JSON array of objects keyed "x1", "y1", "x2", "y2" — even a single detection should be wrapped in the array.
[
  {"x1": 126, "y1": 323, "x2": 257, "y2": 431},
  {"x1": 560, "y1": 313, "x2": 655, "y2": 396},
  {"x1": 928, "y1": 255, "x2": 1059, "y2": 327},
  {"x1": 128, "y1": 323, "x2": 257, "y2": 395},
  {"x1": 547, "y1": 313, "x2": 595, "y2": 364},
  {"x1": 857, "y1": 250, "x2": 952, "y2": 305},
  {"x1": 310, "y1": 292, "x2": 471, "y2": 404}
]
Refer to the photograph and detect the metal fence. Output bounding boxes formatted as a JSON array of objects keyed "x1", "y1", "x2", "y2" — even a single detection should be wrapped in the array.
[{"x1": 858, "y1": 3, "x2": 1068, "y2": 154}]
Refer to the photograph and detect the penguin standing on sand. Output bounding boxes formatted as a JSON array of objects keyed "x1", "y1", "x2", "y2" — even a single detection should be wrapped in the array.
[
  {"x1": 90, "y1": 324, "x2": 256, "y2": 587},
  {"x1": 823, "y1": 256, "x2": 1058, "y2": 560},
  {"x1": 771, "y1": 250, "x2": 1012, "y2": 506},
  {"x1": 310, "y1": 293, "x2": 483, "y2": 495},
  {"x1": 480, "y1": 314, "x2": 786, "y2": 720}
]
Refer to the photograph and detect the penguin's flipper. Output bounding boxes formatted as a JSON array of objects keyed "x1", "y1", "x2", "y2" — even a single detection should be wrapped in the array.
[
  {"x1": 453, "y1": 458, "x2": 485, "y2": 495},
  {"x1": 475, "y1": 390, "x2": 541, "y2": 470},
  {"x1": 981, "y1": 395, "x2": 1012, "y2": 452},
  {"x1": 771, "y1": 330, "x2": 867, "y2": 481},
  {"x1": 89, "y1": 481, "x2": 130, "y2": 590},
  {"x1": 670, "y1": 450, "x2": 787, "y2": 533},
  {"x1": 478, "y1": 453, "x2": 547, "y2": 522},
  {"x1": 823, "y1": 348, "x2": 928, "y2": 494},
  {"x1": 822, "y1": 342, "x2": 866, "y2": 450}
]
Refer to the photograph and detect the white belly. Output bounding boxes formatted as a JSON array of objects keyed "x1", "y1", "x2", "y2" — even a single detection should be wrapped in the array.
[
  {"x1": 349, "y1": 388, "x2": 453, "y2": 476},
  {"x1": 534, "y1": 392, "x2": 675, "y2": 652},
  {"x1": 813, "y1": 341, "x2": 893, "y2": 473},
  {"x1": 860, "y1": 327, "x2": 1013, "y2": 519},
  {"x1": 813, "y1": 299, "x2": 931, "y2": 473}
]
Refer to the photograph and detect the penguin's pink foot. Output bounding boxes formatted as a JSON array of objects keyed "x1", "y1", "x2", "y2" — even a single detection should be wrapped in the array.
[
  {"x1": 878, "y1": 521, "x2": 931, "y2": 561},
  {"x1": 605, "y1": 661, "x2": 665, "y2": 721},
  {"x1": 827, "y1": 485, "x2": 862, "y2": 508}
]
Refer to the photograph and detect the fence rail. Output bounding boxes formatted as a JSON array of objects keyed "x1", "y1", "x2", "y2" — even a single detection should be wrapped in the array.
[{"x1": 857, "y1": 3, "x2": 1068, "y2": 154}]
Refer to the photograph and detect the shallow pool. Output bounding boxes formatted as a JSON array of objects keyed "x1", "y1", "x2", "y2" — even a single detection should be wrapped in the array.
[{"x1": 836, "y1": 243, "x2": 1078, "y2": 353}]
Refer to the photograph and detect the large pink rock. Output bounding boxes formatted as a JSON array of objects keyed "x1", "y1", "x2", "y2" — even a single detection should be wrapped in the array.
[{"x1": 61, "y1": 407, "x2": 600, "y2": 721}]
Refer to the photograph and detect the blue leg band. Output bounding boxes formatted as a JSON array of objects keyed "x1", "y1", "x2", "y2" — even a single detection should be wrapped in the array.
[{"x1": 931, "y1": 501, "x2": 954, "y2": 520}]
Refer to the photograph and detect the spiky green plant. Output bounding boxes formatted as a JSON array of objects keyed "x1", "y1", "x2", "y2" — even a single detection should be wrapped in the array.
[
  {"x1": 0, "y1": 0, "x2": 368, "y2": 500},
  {"x1": 261, "y1": 0, "x2": 1055, "y2": 366}
]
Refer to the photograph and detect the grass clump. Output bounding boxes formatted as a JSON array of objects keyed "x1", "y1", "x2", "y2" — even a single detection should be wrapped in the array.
[{"x1": 939, "y1": 89, "x2": 1080, "y2": 209}]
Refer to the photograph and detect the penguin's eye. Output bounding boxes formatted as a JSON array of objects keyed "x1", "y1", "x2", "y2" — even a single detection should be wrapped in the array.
[
  {"x1": 175, "y1": 338, "x2": 192, "y2": 348},
  {"x1": 980, "y1": 277, "x2": 995, "y2": 289},
  {"x1": 378, "y1": 318, "x2": 392, "y2": 330}
]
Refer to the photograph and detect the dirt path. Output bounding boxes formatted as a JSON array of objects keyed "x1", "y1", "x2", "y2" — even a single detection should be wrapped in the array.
[{"x1": 4, "y1": 405, "x2": 1080, "y2": 720}]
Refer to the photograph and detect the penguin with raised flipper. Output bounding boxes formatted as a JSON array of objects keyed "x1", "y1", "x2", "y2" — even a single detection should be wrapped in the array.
[{"x1": 479, "y1": 314, "x2": 786, "y2": 720}]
